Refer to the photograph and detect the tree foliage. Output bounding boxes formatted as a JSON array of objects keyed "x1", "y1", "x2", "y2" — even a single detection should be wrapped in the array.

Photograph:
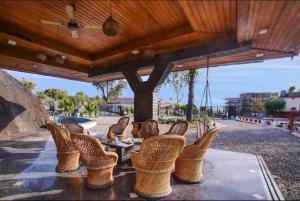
[
  {"x1": 92, "y1": 80, "x2": 127, "y2": 103},
  {"x1": 84, "y1": 100, "x2": 97, "y2": 117},
  {"x1": 165, "y1": 72, "x2": 186, "y2": 105},
  {"x1": 253, "y1": 100, "x2": 264, "y2": 113},
  {"x1": 74, "y1": 91, "x2": 88, "y2": 109},
  {"x1": 288, "y1": 86, "x2": 296, "y2": 93},
  {"x1": 20, "y1": 78, "x2": 36, "y2": 91},
  {"x1": 42, "y1": 88, "x2": 69, "y2": 100},
  {"x1": 59, "y1": 97, "x2": 75, "y2": 113},
  {"x1": 264, "y1": 97, "x2": 285, "y2": 115}
]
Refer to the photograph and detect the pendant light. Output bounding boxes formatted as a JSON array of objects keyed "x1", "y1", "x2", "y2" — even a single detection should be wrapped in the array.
[{"x1": 103, "y1": 0, "x2": 119, "y2": 36}]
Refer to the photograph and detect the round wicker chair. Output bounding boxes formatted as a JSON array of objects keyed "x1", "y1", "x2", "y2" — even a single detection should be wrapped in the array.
[
  {"x1": 131, "y1": 135, "x2": 186, "y2": 198},
  {"x1": 132, "y1": 119, "x2": 159, "y2": 139},
  {"x1": 174, "y1": 128, "x2": 219, "y2": 183},
  {"x1": 61, "y1": 117, "x2": 89, "y2": 135},
  {"x1": 46, "y1": 122, "x2": 80, "y2": 172},
  {"x1": 107, "y1": 116, "x2": 130, "y2": 140},
  {"x1": 164, "y1": 120, "x2": 189, "y2": 136},
  {"x1": 71, "y1": 134, "x2": 118, "y2": 189}
]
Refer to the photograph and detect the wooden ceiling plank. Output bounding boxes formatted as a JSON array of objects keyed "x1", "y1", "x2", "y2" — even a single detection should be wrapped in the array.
[
  {"x1": 237, "y1": 0, "x2": 251, "y2": 43},
  {"x1": 177, "y1": 0, "x2": 200, "y2": 31},
  {"x1": 274, "y1": 1, "x2": 300, "y2": 51},
  {"x1": 91, "y1": 24, "x2": 193, "y2": 61}
]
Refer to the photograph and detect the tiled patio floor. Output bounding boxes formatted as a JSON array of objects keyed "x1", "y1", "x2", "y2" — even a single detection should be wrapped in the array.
[{"x1": 0, "y1": 131, "x2": 282, "y2": 200}]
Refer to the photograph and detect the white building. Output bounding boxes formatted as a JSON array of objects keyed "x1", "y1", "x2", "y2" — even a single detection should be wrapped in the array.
[{"x1": 280, "y1": 92, "x2": 300, "y2": 112}]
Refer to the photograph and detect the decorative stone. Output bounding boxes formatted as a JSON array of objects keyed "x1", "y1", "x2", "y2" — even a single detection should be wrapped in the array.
[{"x1": 0, "y1": 70, "x2": 49, "y2": 137}]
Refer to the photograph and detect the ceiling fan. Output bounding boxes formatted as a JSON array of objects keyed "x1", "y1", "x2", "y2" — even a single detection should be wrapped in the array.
[{"x1": 40, "y1": 4, "x2": 103, "y2": 38}]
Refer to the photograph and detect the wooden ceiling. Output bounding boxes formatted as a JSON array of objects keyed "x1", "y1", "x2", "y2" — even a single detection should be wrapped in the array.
[{"x1": 0, "y1": 0, "x2": 299, "y2": 82}]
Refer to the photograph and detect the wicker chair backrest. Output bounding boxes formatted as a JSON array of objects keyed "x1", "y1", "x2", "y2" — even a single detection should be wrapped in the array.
[
  {"x1": 46, "y1": 123, "x2": 77, "y2": 154},
  {"x1": 196, "y1": 121, "x2": 205, "y2": 138},
  {"x1": 114, "y1": 117, "x2": 130, "y2": 134},
  {"x1": 140, "y1": 135, "x2": 186, "y2": 162},
  {"x1": 166, "y1": 120, "x2": 189, "y2": 136},
  {"x1": 71, "y1": 134, "x2": 113, "y2": 167},
  {"x1": 138, "y1": 120, "x2": 159, "y2": 139},
  {"x1": 61, "y1": 117, "x2": 83, "y2": 134}
]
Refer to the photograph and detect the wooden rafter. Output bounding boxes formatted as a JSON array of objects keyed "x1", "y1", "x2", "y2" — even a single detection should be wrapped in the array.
[
  {"x1": 0, "y1": 43, "x2": 89, "y2": 73},
  {"x1": 89, "y1": 38, "x2": 252, "y2": 77}
]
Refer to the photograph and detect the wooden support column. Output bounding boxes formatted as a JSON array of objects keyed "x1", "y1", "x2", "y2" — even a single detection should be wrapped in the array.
[{"x1": 122, "y1": 61, "x2": 172, "y2": 122}]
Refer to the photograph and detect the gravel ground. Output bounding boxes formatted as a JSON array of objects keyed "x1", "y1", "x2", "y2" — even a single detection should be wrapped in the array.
[{"x1": 211, "y1": 120, "x2": 300, "y2": 200}]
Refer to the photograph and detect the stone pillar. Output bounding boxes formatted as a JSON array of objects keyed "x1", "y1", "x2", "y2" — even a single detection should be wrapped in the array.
[{"x1": 122, "y1": 61, "x2": 172, "y2": 122}]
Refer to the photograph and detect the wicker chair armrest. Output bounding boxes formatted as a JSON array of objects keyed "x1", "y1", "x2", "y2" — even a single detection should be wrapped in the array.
[
  {"x1": 105, "y1": 151, "x2": 118, "y2": 164},
  {"x1": 179, "y1": 144, "x2": 206, "y2": 160},
  {"x1": 107, "y1": 124, "x2": 118, "y2": 140},
  {"x1": 130, "y1": 151, "x2": 140, "y2": 167}
]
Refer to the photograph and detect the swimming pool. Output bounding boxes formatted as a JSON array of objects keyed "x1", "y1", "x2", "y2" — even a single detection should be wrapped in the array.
[{"x1": 50, "y1": 115, "x2": 97, "y2": 129}]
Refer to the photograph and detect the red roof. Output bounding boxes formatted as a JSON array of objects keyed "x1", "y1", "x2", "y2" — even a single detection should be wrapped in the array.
[
  {"x1": 158, "y1": 100, "x2": 171, "y2": 108},
  {"x1": 109, "y1": 98, "x2": 134, "y2": 104}
]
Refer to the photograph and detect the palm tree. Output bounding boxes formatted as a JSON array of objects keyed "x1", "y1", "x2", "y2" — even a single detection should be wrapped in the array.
[
  {"x1": 59, "y1": 98, "x2": 75, "y2": 115},
  {"x1": 85, "y1": 100, "x2": 97, "y2": 117}
]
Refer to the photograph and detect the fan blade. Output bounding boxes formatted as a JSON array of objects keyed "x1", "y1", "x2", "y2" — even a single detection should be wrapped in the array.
[
  {"x1": 65, "y1": 5, "x2": 75, "y2": 19},
  {"x1": 40, "y1": 20, "x2": 62, "y2": 26},
  {"x1": 83, "y1": 25, "x2": 102, "y2": 30},
  {"x1": 71, "y1": 30, "x2": 78, "y2": 38}
]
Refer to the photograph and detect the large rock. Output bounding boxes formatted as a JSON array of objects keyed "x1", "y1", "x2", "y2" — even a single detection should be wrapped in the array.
[{"x1": 0, "y1": 70, "x2": 49, "y2": 137}]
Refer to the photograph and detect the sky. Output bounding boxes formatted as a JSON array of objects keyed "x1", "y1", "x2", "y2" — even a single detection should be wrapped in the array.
[{"x1": 5, "y1": 56, "x2": 300, "y2": 106}]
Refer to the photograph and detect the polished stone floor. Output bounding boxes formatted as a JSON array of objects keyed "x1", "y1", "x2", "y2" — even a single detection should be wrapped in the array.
[{"x1": 0, "y1": 134, "x2": 278, "y2": 200}]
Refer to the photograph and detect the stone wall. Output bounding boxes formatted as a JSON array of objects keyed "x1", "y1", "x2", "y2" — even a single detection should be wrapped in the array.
[{"x1": 0, "y1": 70, "x2": 49, "y2": 137}]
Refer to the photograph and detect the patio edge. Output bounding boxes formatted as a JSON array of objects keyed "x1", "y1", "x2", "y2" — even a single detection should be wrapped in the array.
[{"x1": 257, "y1": 155, "x2": 285, "y2": 201}]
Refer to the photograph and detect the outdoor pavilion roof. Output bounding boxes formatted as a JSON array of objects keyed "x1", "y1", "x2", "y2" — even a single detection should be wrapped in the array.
[{"x1": 0, "y1": 0, "x2": 299, "y2": 82}]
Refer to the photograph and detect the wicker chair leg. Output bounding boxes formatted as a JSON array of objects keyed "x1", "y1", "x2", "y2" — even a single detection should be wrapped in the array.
[
  {"x1": 56, "y1": 152, "x2": 80, "y2": 172},
  {"x1": 175, "y1": 160, "x2": 204, "y2": 183},
  {"x1": 85, "y1": 167, "x2": 114, "y2": 189},
  {"x1": 134, "y1": 170, "x2": 172, "y2": 198}
]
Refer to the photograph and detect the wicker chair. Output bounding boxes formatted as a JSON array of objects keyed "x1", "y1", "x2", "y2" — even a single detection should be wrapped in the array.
[
  {"x1": 46, "y1": 122, "x2": 80, "y2": 172},
  {"x1": 174, "y1": 128, "x2": 219, "y2": 183},
  {"x1": 107, "y1": 117, "x2": 130, "y2": 140},
  {"x1": 61, "y1": 117, "x2": 89, "y2": 135},
  {"x1": 164, "y1": 120, "x2": 189, "y2": 136},
  {"x1": 71, "y1": 134, "x2": 118, "y2": 189},
  {"x1": 131, "y1": 135, "x2": 186, "y2": 198},
  {"x1": 132, "y1": 119, "x2": 159, "y2": 139}
]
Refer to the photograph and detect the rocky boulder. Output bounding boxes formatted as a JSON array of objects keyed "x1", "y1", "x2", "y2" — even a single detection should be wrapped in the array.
[{"x1": 0, "y1": 70, "x2": 49, "y2": 138}]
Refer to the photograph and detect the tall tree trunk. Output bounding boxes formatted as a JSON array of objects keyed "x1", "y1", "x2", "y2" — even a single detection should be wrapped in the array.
[{"x1": 186, "y1": 69, "x2": 196, "y2": 121}]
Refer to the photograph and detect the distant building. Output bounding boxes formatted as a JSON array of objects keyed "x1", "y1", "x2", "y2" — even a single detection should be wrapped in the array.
[
  {"x1": 240, "y1": 92, "x2": 278, "y2": 115},
  {"x1": 158, "y1": 100, "x2": 171, "y2": 115},
  {"x1": 106, "y1": 98, "x2": 134, "y2": 115},
  {"x1": 279, "y1": 92, "x2": 300, "y2": 112},
  {"x1": 224, "y1": 98, "x2": 240, "y2": 117}
]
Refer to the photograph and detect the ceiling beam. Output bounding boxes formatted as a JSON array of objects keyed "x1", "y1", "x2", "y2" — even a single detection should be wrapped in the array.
[
  {"x1": 0, "y1": 20, "x2": 92, "y2": 62},
  {"x1": 89, "y1": 38, "x2": 253, "y2": 77},
  {"x1": 91, "y1": 25, "x2": 193, "y2": 61},
  {"x1": 0, "y1": 43, "x2": 89, "y2": 73},
  {"x1": 0, "y1": 55, "x2": 91, "y2": 82}
]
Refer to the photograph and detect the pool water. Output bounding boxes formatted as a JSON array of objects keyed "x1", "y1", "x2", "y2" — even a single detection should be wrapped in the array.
[{"x1": 50, "y1": 115, "x2": 92, "y2": 125}]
